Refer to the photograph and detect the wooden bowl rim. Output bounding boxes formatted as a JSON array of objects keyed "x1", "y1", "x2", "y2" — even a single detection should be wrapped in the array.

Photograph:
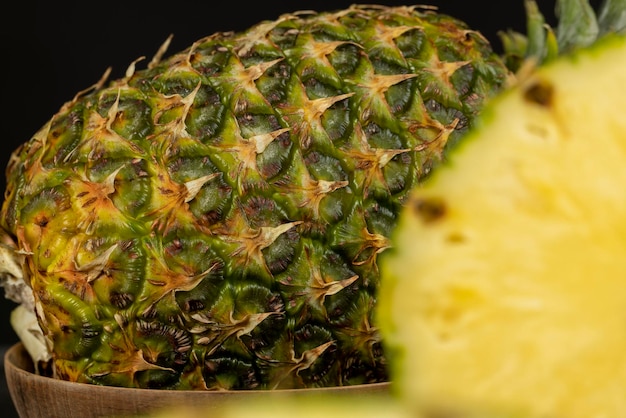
[
  {"x1": 4, "y1": 341, "x2": 391, "y2": 395},
  {"x1": 5, "y1": 342, "x2": 391, "y2": 417}
]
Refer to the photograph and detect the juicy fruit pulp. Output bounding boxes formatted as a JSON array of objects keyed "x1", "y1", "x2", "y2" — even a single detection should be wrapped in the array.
[
  {"x1": 0, "y1": 5, "x2": 508, "y2": 389},
  {"x1": 378, "y1": 34, "x2": 626, "y2": 417}
]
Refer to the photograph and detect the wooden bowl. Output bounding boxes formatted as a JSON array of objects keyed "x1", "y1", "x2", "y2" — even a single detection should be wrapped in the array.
[{"x1": 4, "y1": 342, "x2": 391, "y2": 418}]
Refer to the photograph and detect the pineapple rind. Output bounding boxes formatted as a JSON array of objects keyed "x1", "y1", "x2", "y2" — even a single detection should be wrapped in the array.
[
  {"x1": 0, "y1": 4, "x2": 509, "y2": 389},
  {"x1": 378, "y1": 34, "x2": 626, "y2": 417}
]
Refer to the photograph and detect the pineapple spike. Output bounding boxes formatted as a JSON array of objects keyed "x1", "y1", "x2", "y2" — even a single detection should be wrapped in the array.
[
  {"x1": 58, "y1": 66, "x2": 113, "y2": 114},
  {"x1": 297, "y1": 178, "x2": 349, "y2": 219},
  {"x1": 183, "y1": 173, "x2": 221, "y2": 203},
  {"x1": 216, "y1": 124, "x2": 290, "y2": 194},
  {"x1": 125, "y1": 352, "x2": 176, "y2": 376},
  {"x1": 202, "y1": 311, "x2": 284, "y2": 357},
  {"x1": 23, "y1": 119, "x2": 51, "y2": 170},
  {"x1": 250, "y1": 127, "x2": 290, "y2": 154},
  {"x1": 139, "y1": 256, "x2": 218, "y2": 316},
  {"x1": 270, "y1": 340, "x2": 336, "y2": 390},
  {"x1": 311, "y1": 273, "x2": 359, "y2": 311},
  {"x1": 360, "y1": 73, "x2": 417, "y2": 94},
  {"x1": 369, "y1": 23, "x2": 417, "y2": 65},
  {"x1": 0, "y1": 237, "x2": 23, "y2": 281},
  {"x1": 351, "y1": 229, "x2": 391, "y2": 268},
  {"x1": 228, "y1": 220, "x2": 303, "y2": 277},
  {"x1": 172, "y1": 81, "x2": 201, "y2": 139},
  {"x1": 296, "y1": 92, "x2": 355, "y2": 149},
  {"x1": 124, "y1": 56, "x2": 147, "y2": 81},
  {"x1": 234, "y1": 16, "x2": 293, "y2": 56},
  {"x1": 292, "y1": 340, "x2": 336, "y2": 373},
  {"x1": 148, "y1": 33, "x2": 173, "y2": 69},
  {"x1": 74, "y1": 243, "x2": 118, "y2": 283},
  {"x1": 217, "y1": 57, "x2": 283, "y2": 113},
  {"x1": 292, "y1": 37, "x2": 351, "y2": 66},
  {"x1": 414, "y1": 118, "x2": 460, "y2": 160},
  {"x1": 256, "y1": 221, "x2": 302, "y2": 251}
]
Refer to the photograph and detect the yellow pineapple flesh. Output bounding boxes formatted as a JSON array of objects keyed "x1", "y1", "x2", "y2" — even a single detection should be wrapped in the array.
[{"x1": 378, "y1": 33, "x2": 626, "y2": 418}]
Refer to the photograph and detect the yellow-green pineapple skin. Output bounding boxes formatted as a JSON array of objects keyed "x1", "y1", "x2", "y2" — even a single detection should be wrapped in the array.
[
  {"x1": 378, "y1": 34, "x2": 626, "y2": 417},
  {"x1": 0, "y1": 4, "x2": 509, "y2": 390}
]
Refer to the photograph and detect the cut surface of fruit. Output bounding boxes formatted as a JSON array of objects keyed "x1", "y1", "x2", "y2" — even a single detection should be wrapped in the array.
[{"x1": 378, "y1": 34, "x2": 626, "y2": 418}]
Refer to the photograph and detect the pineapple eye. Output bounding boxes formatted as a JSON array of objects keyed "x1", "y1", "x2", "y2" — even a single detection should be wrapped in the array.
[
  {"x1": 523, "y1": 79, "x2": 554, "y2": 107},
  {"x1": 411, "y1": 196, "x2": 447, "y2": 223}
]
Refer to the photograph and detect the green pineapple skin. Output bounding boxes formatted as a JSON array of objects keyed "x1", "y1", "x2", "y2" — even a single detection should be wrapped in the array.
[{"x1": 0, "y1": 4, "x2": 509, "y2": 390}]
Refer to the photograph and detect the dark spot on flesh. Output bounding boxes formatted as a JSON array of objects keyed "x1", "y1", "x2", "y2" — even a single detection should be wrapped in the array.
[
  {"x1": 446, "y1": 232, "x2": 465, "y2": 243},
  {"x1": 524, "y1": 80, "x2": 554, "y2": 107},
  {"x1": 412, "y1": 197, "x2": 446, "y2": 223}
]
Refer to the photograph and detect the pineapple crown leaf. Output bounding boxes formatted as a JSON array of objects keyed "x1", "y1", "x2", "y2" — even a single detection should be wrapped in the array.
[
  {"x1": 597, "y1": 0, "x2": 626, "y2": 35},
  {"x1": 554, "y1": 0, "x2": 600, "y2": 53},
  {"x1": 499, "y1": 0, "x2": 625, "y2": 72},
  {"x1": 523, "y1": 0, "x2": 549, "y2": 59}
]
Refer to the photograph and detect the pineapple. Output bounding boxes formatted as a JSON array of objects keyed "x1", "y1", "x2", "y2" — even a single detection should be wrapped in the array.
[
  {"x1": 378, "y1": 33, "x2": 626, "y2": 418},
  {"x1": 0, "y1": 4, "x2": 510, "y2": 390},
  {"x1": 187, "y1": 26, "x2": 626, "y2": 418}
]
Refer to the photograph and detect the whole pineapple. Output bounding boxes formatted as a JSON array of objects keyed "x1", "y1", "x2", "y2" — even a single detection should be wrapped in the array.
[{"x1": 0, "y1": 4, "x2": 509, "y2": 390}]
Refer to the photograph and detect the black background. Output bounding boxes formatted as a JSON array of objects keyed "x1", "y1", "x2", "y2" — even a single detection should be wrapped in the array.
[{"x1": 1, "y1": 0, "x2": 579, "y2": 348}]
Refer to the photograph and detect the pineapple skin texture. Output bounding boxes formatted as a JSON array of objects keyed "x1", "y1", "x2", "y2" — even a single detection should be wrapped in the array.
[
  {"x1": 0, "y1": 5, "x2": 509, "y2": 389},
  {"x1": 378, "y1": 34, "x2": 626, "y2": 417}
]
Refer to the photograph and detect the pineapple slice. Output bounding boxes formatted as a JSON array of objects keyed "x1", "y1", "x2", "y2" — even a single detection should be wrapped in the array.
[{"x1": 378, "y1": 34, "x2": 626, "y2": 418}]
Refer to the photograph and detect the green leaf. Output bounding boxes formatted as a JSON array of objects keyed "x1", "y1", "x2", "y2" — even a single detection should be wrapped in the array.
[
  {"x1": 597, "y1": 0, "x2": 626, "y2": 35},
  {"x1": 525, "y1": 0, "x2": 548, "y2": 60},
  {"x1": 555, "y1": 0, "x2": 600, "y2": 52}
]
